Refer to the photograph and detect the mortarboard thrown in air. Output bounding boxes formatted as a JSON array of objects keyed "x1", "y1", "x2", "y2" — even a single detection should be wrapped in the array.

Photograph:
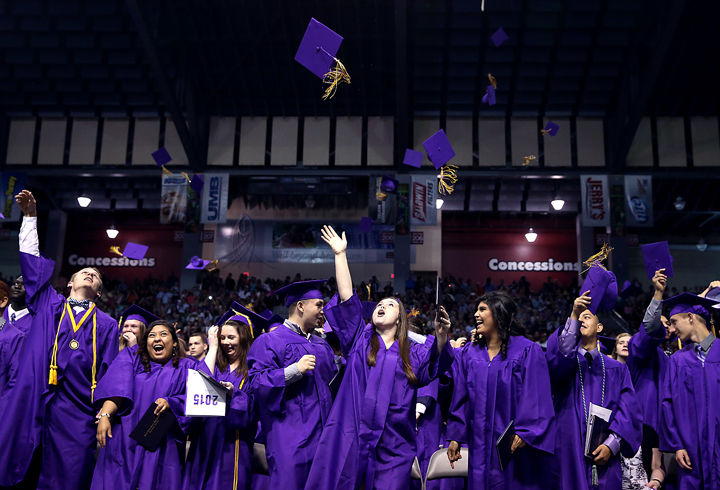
[
  {"x1": 380, "y1": 176, "x2": 398, "y2": 194},
  {"x1": 541, "y1": 121, "x2": 560, "y2": 136},
  {"x1": 491, "y1": 27, "x2": 509, "y2": 47},
  {"x1": 641, "y1": 241, "x2": 674, "y2": 280},
  {"x1": 482, "y1": 85, "x2": 496, "y2": 106},
  {"x1": 185, "y1": 255, "x2": 219, "y2": 271},
  {"x1": 422, "y1": 129, "x2": 459, "y2": 196},
  {"x1": 359, "y1": 217, "x2": 374, "y2": 233},
  {"x1": 295, "y1": 18, "x2": 351, "y2": 100},
  {"x1": 663, "y1": 293, "x2": 718, "y2": 323},
  {"x1": 271, "y1": 279, "x2": 327, "y2": 308},
  {"x1": 403, "y1": 149, "x2": 423, "y2": 168},
  {"x1": 152, "y1": 147, "x2": 173, "y2": 175},
  {"x1": 110, "y1": 242, "x2": 149, "y2": 260},
  {"x1": 119, "y1": 304, "x2": 160, "y2": 327},
  {"x1": 187, "y1": 174, "x2": 204, "y2": 194}
]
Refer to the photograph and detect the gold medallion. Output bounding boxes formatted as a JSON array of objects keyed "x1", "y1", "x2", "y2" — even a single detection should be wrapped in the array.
[{"x1": 69, "y1": 339, "x2": 79, "y2": 350}]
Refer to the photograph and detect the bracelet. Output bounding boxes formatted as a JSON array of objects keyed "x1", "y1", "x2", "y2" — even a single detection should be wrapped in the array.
[
  {"x1": 97, "y1": 412, "x2": 111, "y2": 419},
  {"x1": 651, "y1": 478, "x2": 662, "y2": 486}
]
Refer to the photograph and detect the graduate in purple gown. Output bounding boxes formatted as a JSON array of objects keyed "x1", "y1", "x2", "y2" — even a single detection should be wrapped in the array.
[
  {"x1": 546, "y1": 287, "x2": 642, "y2": 490},
  {"x1": 246, "y1": 278, "x2": 337, "y2": 490},
  {"x1": 0, "y1": 276, "x2": 33, "y2": 397},
  {"x1": 183, "y1": 302, "x2": 262, "y2": 490},
  {"x1": 118, "y1": 304, "x2": 159, "y2": 352},
  {"x1": 0, "y1": 190, "x2": 119, "y2": 489},
  {"x1": 659, "y1": 293, "x2": 720, "y2": 489},
  {"x1": 305, "y1": 225, "x2": 450, "y2": 490},
  {"x1": 447, "y1": 291, "x2": 556, "y2": 489},
  {"x1": 92, "y1": 319, "x2": 195, "y2": 490}
]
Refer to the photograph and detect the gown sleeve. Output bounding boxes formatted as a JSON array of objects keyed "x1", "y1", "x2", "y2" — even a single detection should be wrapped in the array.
[
  {"x1": 246, "y1": 333, "x2": 290, "y2": 414},
  {"x1": 445, "y1": 347, "x2": 470, "y2": 445},
  {"x1": 323, "y1": 292, "x2": 366, "y2": 356},
  {"x1": 608, "y1": 363, "x2": 643, "y2": 457},
  {"x1": 514, "y1": 343, "x2": 556, "y2": 454},
  {"x1": 658, "y1": 355, "x2": 683, "y2": 452},
  {"x1": 92, "y1": 347, "x2": 137, "y2": 415}
]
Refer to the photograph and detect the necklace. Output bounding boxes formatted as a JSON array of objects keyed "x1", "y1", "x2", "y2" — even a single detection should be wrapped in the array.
[{"x1": 576, "y1": 351, "x2": 606, "y2": 487}]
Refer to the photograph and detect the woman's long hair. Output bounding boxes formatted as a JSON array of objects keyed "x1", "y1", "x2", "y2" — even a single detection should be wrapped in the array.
[
  {"x1": 368, "y1": 297, "x2": 417, "y2": 385},
  {"x1": 119, "y1": 322, "x2": 147, "y2": 351},
  {"x1": 216, "y1": 320, "x2": 253, "y2": 379},
  {"x1": 138, "y1": 320, "x2": 184, "y2": 372},
  {"x1": 473, "y1": 291, "x2": 521, "y2": 359}
]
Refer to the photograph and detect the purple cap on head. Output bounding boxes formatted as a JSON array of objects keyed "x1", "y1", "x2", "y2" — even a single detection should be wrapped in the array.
[
  {"x1": 543, "y1": 121, "x2": 560, "y2": 136},
  {"x1": 189, "y1": 174, "x2": 204, "y2": 194},
  {"x1": 152, "y1": 147, "x2": 172, "y2": 167},
  {"x1": 482, "y1": 85, "x2": 496, "y2": 106},
  {"x1": 641, "y1": 241, "x2": 674, "y2": 280},
  {"x1": 271, "y1": 279, "x2": 327, "y2": 308},
  {"x1": 122, "y1": 242, "x2": 148, "y2": 261},
  {"x1": 580, "y1": 266, "x2": 618, "y2": 314},
  {"x1": 295, "y1": 18, "x2": 344, "y2": 79},
  {"x1": 359, "y1": 217, "x2": 374, "y2": 233},
  {"x1": 403, "y1": 149, "x2": 423, "y2": 168},
  {"x1": 120, "y1": 304, "x2": 159, "y2": 326},
  {"x1": 422, "y1": 129, "x2": 456, "y2": 170},
  {"x1": 490, "y1": 27, "x2": 509, "y2": 47},
  {"x1": 663, "y1": 293, "x2": 718, "y2": 322},
  {"x1": 185, "y1": 256, "x2": 211, "y2": 270},
  {"x1": 380, "y1": 176, "x2": 398, "y2": 193}
]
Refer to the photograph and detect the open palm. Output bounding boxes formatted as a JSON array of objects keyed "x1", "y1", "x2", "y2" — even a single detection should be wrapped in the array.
[{"x1": 321, "y1": 225, "x2": 347, "y2": 254}]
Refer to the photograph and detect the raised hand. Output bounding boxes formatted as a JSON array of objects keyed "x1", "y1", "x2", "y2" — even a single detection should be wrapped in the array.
[
  {"x1": 207, "y1": 325, "x2": 219, "y2": 349},
  {"x1": 571, "y1": 291, "x2": 591, "y2": 320},
  {"x1": 652, "y1": 269, "x2": 667, "y2": 297},
  {"x1": 122, "y1": 332, "x2": 137, "y2": 347},
  {"x1": 14, "y1": 190, "x2": 37, "y2": 217},
  {"x1": 320, "y1": 225, "x2": 347, "y2": 255}
]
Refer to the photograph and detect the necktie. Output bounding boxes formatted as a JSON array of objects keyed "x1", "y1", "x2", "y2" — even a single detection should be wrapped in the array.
[
  {"x1": 584, "y1": 352, "x2": 594, "y2": 367},
  {"x1": 68, "y1": 298, "x2": 91, "y2": 310}
]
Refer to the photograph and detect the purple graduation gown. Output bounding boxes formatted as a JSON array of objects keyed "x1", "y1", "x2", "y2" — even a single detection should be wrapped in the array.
[
  {"x1": 546, "y1": 328, "x2": 642, "y2": 490},
  {"x1": 90, "y1": 348, "x2": 195, "y2": 490},
  {"x1": 247, "y1": 321, "x2": 336, "y2": 490},
  {"x1": 0, "y1": 310, "x2": 33, "y2": 397},
  {"x1": 0, "y1": 252, "x2": 118, "y2": 489},
  {"x1": 660, "y1": 343, "x2": 720, "y2": 489},
  {"x1": 627, "y1": 321, "x2": 668, "y2": 434},
  {"x1": 183, "y1": 364, "x2": 256, "y2": 490},
  {"x1": 446, "y1": 336, "x2": 556, "y2": 489},
  {"x1": 305, "y1": 293, "x2": 448, "y2": 490}
]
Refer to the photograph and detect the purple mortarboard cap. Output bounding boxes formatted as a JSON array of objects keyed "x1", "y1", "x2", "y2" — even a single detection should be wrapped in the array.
[
  {"x1": 271, "y1": 279, "x2": 327, "y2": 308},
  {"x1": 380, "y1": 176, "x2": 398, "y2": 193},
  {"x1": 123, "y1": 242, "x2": 148, "y2": 260},
  {"x1": 490, "y1": 27, "x2": 509, "y2": 47},
  {"x1": 322, "y1": 294, "x2": 339, "y2": 332},
  {"x1": 0, "y1": 211, "x2": 4, "y2": 219},
  {"x1": 403, "y1": 149, "x2": 423, "y2": 168},
  {"x1": 189, "y1": 174, "x2": 204, "y2": 194},
  {"x1": 580, "y1": 266, "x2": 618, "y2": 314},
  {"x1": 152, "y1": 147, "x2": 172, "y2": 167},
  {"x1": 621, "y1": 280, "x2": 631, "y2": 293},
  {"x1": 259, "y1": 309, "x2": 285, "y2": 327},
  {"x1": 543, "y1": 121, "x2": 560, "y2": 136},
  {"x1": 597, "y1": 335, "x2": 620, "y2": 355},
  {"x1": 706, "y1": 287, "x2": 720, "y2": 302},
  {"x1": 359, "y1": 217, "x2": 374, "y2": 233},
  {"x1": 482, "y1": 85, "x2": 496, "y2": 106},
  {"x1": 121, "y1": 304, "x2": 159, "y2": 326},
  {"x1": 641, "y1": 241, "x2": 674, "y2": 280},
  {"x1": 361, "y1": 301, "x2": 377, "y2": 321},
  {"x1": 295, "y1": 18, "x2": 343, "y2": 79},
  {"x1": 185, "y1": 255, "x2": 211, "y2": 270},
  {"x1": 663, "y1": 293, "x2": 718, "y2": 321},
  {"x1": 422, "y1": 129, "x2": 456, "y2": 170}
]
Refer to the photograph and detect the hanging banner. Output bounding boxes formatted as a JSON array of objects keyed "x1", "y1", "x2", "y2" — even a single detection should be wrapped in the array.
[
  {"x1": 624, "y1": 175, "x2": 653, "y2": 227},
  {"x1": 580, "y1": 175, "x2": 610, "y2": 227},
  {"x1": 160, "y1": 174, "x2": 187, "y2": 224},
  {"x1": 200, "y1": 173, "x2": 229, "y2": 224},
  {"x1": 410, "y1": 176, "x2": 437, "y2": 226},
  {"x1": 1, "y1": 171, "x2": 27, "y2": 221}
]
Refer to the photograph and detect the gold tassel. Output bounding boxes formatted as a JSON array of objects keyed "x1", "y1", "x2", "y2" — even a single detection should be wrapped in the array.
[
  {"x1": 207, "y1": 260, "x2": 219, "y2": 272},
  {"x1": 161, "y1": 165, "x2": 173, "y2": 176},
  {"x1": 677, "y1": 338, "x2": 682, "y2": 350},
  {"x1": 180, "y1": 172, "x2": 192, "y2": 183},
  {"x1": 109, "y1": 246, "x2": 122, "y2": 257},
  {"x1": 48, "y1": 366, "x2": 57, "y2": 385},
  {"x1": 322, "y1": 58, "x2": 351, "y2": 100},
  {"x1": 366, "y1": 284, "x2": 372, "y2": 301},
  {"x1": 488, "y1": 73, "x2": 497, "y2": 89},
  {"x1": 376, "y1": 190, "x2": 388, "y2": 202},
  {"x1": 541, "y1": 129, "x2": 550, "y2": 136},
  {"x1": 438, "y1": 165, "x2": 459, "y2": 195},
  {"x1": 581, "y1": 243, "x2": 614, "y2": 274},
  {"x1": 522, "y1": 155, "x2": 536, "y2": 166},
  {"x1": 408, "y1": 307, "x2": 420, "y2": 318}
]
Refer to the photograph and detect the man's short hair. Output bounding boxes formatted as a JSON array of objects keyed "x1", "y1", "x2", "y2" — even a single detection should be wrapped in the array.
[
  {"x1": 189, "y1": 331, "x2": 208, "y2": 344},
  {"x1": 70, "y1": 267, "x2": 104, "y2": 292}
]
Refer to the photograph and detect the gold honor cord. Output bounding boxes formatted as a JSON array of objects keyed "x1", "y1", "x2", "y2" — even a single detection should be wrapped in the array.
[
  {"x1": 49, "y1": 302, "x2": 98, "y2": 398},
  {"x1": 438, "y1": 165, "x2": 459, "y2": 195},
  {"x1": 232, "y1": 375, "x2": 246, "y2": 490},
  {"x1": 322, "y1": 58, "x2": 351, "y2": 100}
]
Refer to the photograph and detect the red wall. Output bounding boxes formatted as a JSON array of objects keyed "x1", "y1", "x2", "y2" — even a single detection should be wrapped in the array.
[
  {"x1": 442, "y1": 213, "x2": 579, "y2": 289},
  {"x1": 62, "y1": 211, "x2": 184, "y2": 282}
]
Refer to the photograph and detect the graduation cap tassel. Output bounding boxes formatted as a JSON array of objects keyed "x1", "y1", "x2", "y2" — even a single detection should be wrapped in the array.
[
  {"x1": 321, "y1": 58, "x2": 351, "y2": 100},
  {"x1": 207, "y1": 260, "x2": 219, "y2": 272},
  {"x1": 180, "y1": 172, "x2": 192, "y2": 183},
  {"x1": 438, "y1": 165, "x2": 459, "y2": 196},
  {"x1": 581, "y1": 243, "x2": 614, "y2": 274},
  {"x1": 161, "y1": 165, "x2": 173, "y2": 176},
  {"x1": 109, "y1": 246, "x2": 123, "y2": 257}
]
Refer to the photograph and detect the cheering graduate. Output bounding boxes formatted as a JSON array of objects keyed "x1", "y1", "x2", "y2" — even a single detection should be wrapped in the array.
[
  {"x1": 119, "y1": 304, "x2": 159, "y2": 351},
  {"x1": 92, "y1": 320, "x2": 195, "y2": 490},
  {"x1": 246, "y1": 277, "x2": 336, "y2": 490},
  {"x1": 0, "y1": 190, "x2": 119, "y2": 489},
  {"x1": 546, "y1": 278, "x2": 642, "y2": 489},
  {"x1": 0, "y1": 276, "x2": 32, "y2": 397},
  {"x1": 659, "y1": 293, "x2": 720, "y2": 489},
  {"x1": 446, "y1": 291, "x2": 556, "y2": 489},
  {"x1": 183, "y1": 302, "x2": 261, "y2": 490},
  {"x1": 304, "y1": 225, "x2": 450, "y2": 490}
]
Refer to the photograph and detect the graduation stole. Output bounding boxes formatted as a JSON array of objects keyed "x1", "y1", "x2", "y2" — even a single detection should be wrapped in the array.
[
  {"x1": 232, "y1": 375, "x2": 247, "y2": 490},
  {"x1": 49, "y1": 301, "x2": 99, "y2": 402},
  {"x1": 231, "y1": 310, "x2": 255, "y2": 339}
]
